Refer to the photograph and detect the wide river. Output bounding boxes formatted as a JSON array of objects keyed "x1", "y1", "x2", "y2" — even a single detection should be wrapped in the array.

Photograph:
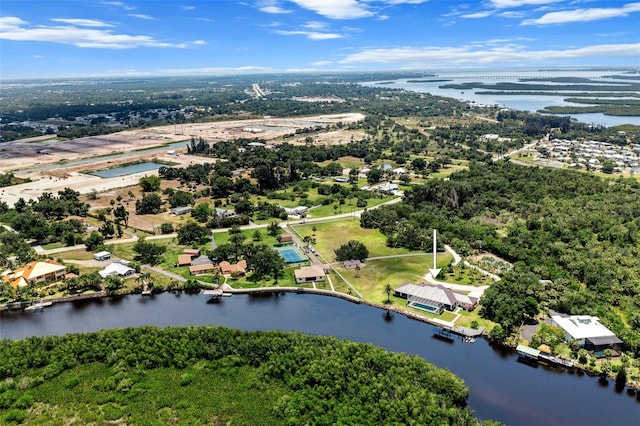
[
  {"x1": 361, "y1": 69, "x2": 640, "y2": 127},
  {"x1": 1, "y1": 293, "x2": 638, "y2": 425}
]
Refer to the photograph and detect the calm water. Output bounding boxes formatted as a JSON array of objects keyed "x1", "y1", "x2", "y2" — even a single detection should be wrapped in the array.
[
  {"x1": 1, "y1": 293, "x2": 638, "y2": 425},
  {"x1": 89, "y1": 161, "x2": 166, "y2": 178},
  {"x1": 22, "y1": 140, "x2": 189, "y2": 174},
  {"x1": 361, "y1": 69, "x2": 640, "y2": 127}
]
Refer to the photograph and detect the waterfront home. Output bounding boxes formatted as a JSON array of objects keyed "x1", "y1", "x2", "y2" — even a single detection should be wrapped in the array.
[
  {"x1": 551, "y1": 315, "x2": 623, "y2": 351},
  {"x1": 189, "y1": 263, "x2": 216, "y2": 275},
  {"x1": 394, "y1": 283, "x2": 478, "y2": 314},
  {"x1": 218, "y1": 260, "x2": 247, "y2": 276},
  {"x1": 98, "y1": 262, "x2": 135, "y2": 279},
  {"x1": 294, "y1": 264, "x2": 327, "y2": 284},
  {"x1": 2, "y1": 260, "x2": 67, "y2": 288}
]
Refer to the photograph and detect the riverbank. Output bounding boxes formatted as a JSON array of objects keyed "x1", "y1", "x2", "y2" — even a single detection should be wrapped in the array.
[{"x1": 4, "y1": 284, "x2": 637, "y2": 391}]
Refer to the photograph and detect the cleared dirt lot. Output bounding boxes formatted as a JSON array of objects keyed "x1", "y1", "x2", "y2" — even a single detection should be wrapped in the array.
[{"x1": 0, "y1": 113, "x2": 365, "y2": 206}]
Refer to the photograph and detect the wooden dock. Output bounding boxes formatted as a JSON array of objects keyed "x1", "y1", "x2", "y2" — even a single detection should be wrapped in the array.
[{"x1": 516, "y1": 344, "x2": 574, "y2": 368}]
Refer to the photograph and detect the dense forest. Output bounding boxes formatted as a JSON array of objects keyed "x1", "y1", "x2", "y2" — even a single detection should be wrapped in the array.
[
  {"x1": 361, "y1": 161, "x2": 640, "y2": 351},
  {"x1": 0, "y1": 326, "x2": 493, "y2": 425}
]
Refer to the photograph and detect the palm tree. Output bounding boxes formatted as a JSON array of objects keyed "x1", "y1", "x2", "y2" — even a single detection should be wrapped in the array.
[{"x1": 385, "y1": 283, "x2": 392, "y2": 303}]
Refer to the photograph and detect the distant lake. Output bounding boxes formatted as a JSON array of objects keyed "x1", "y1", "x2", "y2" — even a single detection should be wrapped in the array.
[
  {"x1": 89, "y1": 161, "x2": 166, "y2": 178},
  {"x1": 361, "y1": 69, "x2": 640, "y2": 127}
]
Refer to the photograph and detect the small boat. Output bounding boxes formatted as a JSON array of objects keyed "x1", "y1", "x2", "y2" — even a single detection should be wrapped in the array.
[{"x1": 24, "y1": 300, "x2": 53, "y2": 311}]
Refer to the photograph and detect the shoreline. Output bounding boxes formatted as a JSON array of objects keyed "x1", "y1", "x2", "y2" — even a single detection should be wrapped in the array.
[{"x1": 3, "y1": 286, "x2": 637, "y2": 391}]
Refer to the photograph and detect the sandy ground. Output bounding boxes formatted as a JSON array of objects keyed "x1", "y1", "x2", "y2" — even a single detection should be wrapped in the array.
[{"x1": 0, "y1": 113, "x2": 365, "y2": 207}]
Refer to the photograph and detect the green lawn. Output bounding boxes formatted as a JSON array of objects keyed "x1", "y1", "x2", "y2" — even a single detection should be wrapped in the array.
[
  {"x1": 338, "y1": 255, "x2": 452, "y2": 304},
  {"x1": 292, "y1": 219, "x2": 418, "y2": 261}
]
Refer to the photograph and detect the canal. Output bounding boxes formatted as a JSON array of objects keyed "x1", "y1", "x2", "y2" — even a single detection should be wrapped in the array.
[{"x1": 1, "y1": 292, "x2": 638, "y2": 425}]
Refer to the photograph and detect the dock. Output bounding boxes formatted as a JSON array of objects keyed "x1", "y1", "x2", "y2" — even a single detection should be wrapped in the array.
[
  {"x1": 203, "y1": 288, "x2": 224, "y2": 299},
  {"x1": 516, "y1": 344, "x2": 574, "y2": 368},
  {"x1": 24, "y1": 300, "x2": 53, "y2": 311}
]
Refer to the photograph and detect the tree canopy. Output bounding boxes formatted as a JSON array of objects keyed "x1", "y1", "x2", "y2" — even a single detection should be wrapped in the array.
[{"x1": 335, "y1": 240, "x2": 369, "y2": 262}]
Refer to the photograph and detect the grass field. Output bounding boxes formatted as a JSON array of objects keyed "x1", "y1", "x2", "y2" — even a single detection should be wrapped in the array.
[
  {"x1": 292, "y1": 219, "x2": 418, "y2": 261},
  {"x1": 338, "y1": 255, "x2": 452, "y2": 304}
]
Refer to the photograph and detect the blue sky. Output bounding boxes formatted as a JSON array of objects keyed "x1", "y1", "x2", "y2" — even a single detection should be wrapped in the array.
[{"x1": 1, "y1": 0, "x2": 639, "y2": 79}]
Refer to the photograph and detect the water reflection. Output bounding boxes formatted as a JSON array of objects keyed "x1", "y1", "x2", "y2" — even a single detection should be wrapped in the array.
[{"x1": 1, "y1": 292, "x2": 638, "y2": 426}]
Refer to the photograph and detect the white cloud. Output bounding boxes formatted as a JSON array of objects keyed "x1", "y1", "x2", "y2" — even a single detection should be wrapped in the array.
[
  {"x1": 128, "y1": 14, "x2": 156, "y2": 20},
  {"x1": 99, "y1": 1, "x2": 136, "y2": 11},
  {"x1": 258, "y1": 1, "x2": 292, "y2": 14},
  {"x1": 339, "y1": 42, "x2": 640, "y2": 66},
  {"x1": 0, "y1": 16, "x2": 194, "y2": 49},
  {"x1": 377, "y1": 0, "x2": 430, "y2": 4},
  {"x1": 311, "y1": 60, "x2": 334, "y2": 66},
  {"x1": 302, "y1": 21, "x2": 328, "y2": 30},
  {"x1": 523, "y1": 2, "x2": 640, "y2": 25},
  {"x1": 291, "y1": 0, "x2": 374, "y2": 19},
  {"x1": 461, "y1": 11, "x2": 493, "y2": 19},
  {"x1": 490, "y1": 0, "x2": 561, "y2": 8},
  {"x1": 182, "y1": 6, "x2": 196, "y2": 11},
  {"x1": 274, "y1": 29, "x2": 344, "y2": 40},
  {"x1": 498, "y1": 11, "x2": 525, "y2": 18},
  {"x1": 50, "y1": 18, "x2": 113, "y2": 27},
  {"x1": 193, "y1": 40, "x2": 207, "y2": 45}
]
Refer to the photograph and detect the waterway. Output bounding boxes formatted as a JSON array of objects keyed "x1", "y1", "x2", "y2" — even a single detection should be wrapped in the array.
[
  {"x1": 1, "y1": 293, "x2": 637, "y2": 425},
  {"x1": 89, "y1": 161, "x2": 167, "y2": 178},
  {"x1": 20, "y1": 140, "x2": 190, "y2": 174},
  {"x1": 361, "y1": 69, "x2": 640, "y2": 127}
]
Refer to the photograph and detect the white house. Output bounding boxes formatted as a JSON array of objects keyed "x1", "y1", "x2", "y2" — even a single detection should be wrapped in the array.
[
  {"x1": 99, "y1": 263, "x2": 135, "y2": 279},
  {"x1": 294, "y1": 265, "x2": 327, "y2": 284},
  {"x1": 551, "y1": 315, "x2": 622, "y2": 351}
]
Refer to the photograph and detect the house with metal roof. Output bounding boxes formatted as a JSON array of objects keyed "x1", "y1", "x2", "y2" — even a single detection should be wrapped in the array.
[
  {"x1": 98, "y1": 262, "x2": 135, "y2": 279},
  {"x1": 394, "y1": 283, "x2": 478, "y2": 314},
  {"x1": 94, "y1": 251, "x2": 111, "y2": 261},
  {"x1": 551, "y1": 315, "x2": 623, "y2": 351}
]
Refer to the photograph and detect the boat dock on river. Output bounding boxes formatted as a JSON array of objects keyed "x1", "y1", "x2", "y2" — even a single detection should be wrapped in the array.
[{"x1": 516, "y1": 344, "x2": 574, "y2": 368}]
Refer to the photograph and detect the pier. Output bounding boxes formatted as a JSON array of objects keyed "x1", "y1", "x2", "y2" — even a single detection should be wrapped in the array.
[{"x1": 516, "y1": 344, "x2": 574, "y2": 368}]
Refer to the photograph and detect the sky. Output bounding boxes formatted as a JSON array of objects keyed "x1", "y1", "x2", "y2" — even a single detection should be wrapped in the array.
[{"x1": 0, "y1": 0, "x2": 639, "y2": 79}]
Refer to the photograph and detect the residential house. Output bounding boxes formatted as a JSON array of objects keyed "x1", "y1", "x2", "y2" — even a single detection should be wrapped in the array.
[
  {"x1": 189, "y1": 263, "x2": 216, "y2": 275},
  {"x1": 183, "y1": 248, "x2": 201, "y2": 257},
  {"x1": 294, "y1": 264, "x2": 327, "y2": 284},
  {"x1": 2, "y1": 260, "x2": 67, "y2": 288},
  {"x1": 98, "y1": 262, "x2": 135, "y2": 279},
  {"x1": 343, "y1": 260, "x2": 362, "y2": 270},
  {"x1": 394, "y1": 283, "x2": 478, "y2": 314},
  {"x1": 219, "y1": 260, "x2": 247, "y2": 276},
  {"x1": 177, "y1": 254, "x2": 193, "y2": 267},
  {"x1": 551, "y1": 315, "x2": 623, "y2": 351},
  {"x1": 170, "y1": 206, "x2": 192, "y2": 216},
  {"x1": 279, "y1": 233, "x2": 293, "y2": 243}
]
